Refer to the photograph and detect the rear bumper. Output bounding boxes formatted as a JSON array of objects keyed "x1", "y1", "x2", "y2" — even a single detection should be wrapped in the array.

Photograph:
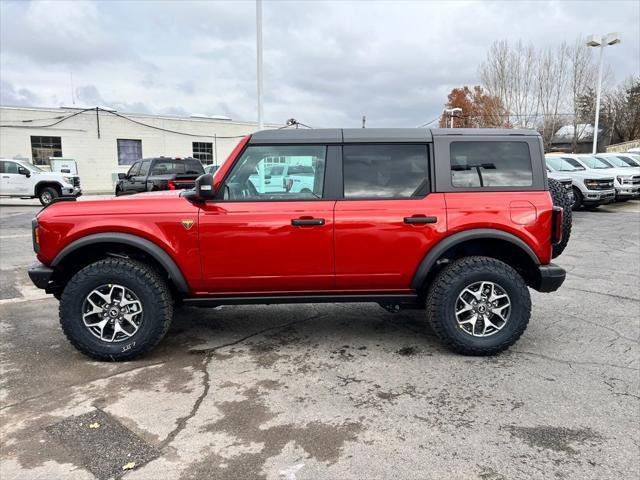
[
  {"x1": 28, "y1": 262, "x2": 54, "y2": 290},
  {"x1": 534, "y1": 263, "x2": 566, "y2": 293}
]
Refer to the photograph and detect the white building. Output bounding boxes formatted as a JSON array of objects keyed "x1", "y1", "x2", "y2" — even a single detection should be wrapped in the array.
[{"x1": 0, "y1": 106, "x2": 279, "y2": 193}]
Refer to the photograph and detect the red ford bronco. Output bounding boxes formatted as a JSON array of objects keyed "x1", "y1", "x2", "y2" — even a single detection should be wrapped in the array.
[{"x1": 28, "y1": 128, "x2": 568, "y2": 361}]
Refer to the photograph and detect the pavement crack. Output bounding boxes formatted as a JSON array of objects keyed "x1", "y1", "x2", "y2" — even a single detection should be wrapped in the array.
[
  {"x1": 512, "y1": 350, "x2": 639, "y2": 371},
  {"x1": 562, "y1": 287, "x2": 639, "y2": 303},
  {"x1": 157, "y1": 312, "x2": 324, "y2": 450}
]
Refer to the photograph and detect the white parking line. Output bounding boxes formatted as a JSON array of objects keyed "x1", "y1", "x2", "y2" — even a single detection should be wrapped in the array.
[{"x1": 0, "y1": 234, "x2": 31, "y2": 239}]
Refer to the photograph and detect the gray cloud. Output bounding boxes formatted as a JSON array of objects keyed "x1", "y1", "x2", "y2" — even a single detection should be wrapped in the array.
[
  {"x1": 0, "y1": 80, "x2": 41, "y2": 107},
  {"x1": 1, "y1": 0, "x2": 638, "y2": 127}
]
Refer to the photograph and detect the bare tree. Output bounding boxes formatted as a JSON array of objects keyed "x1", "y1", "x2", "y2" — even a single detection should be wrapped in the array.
[
  {"x1": 536, "y1": 42, "x2": 569, "y2": 149},
  {"x1": 565, "y1": 39, "x2": 596, "y2": 152}
]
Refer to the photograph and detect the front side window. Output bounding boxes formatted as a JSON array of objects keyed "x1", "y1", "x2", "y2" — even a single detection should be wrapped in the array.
[
  {"x1": 127, "y1": 162, "x2": 141, "y2": 177},
  {"x1": 451, "y1": 141, "x2": 532, "y2": 188},
  {"x1": 31, "y1": 136, "x2": 62, "y2": 165},
  {"x1": 2, "y1": 161, "x2": 19, "y2": 174},
  {"x1": 223, "y1": 145, "x2": 326, "y2": 201},
  {"x1": 117, "y1": 139, "x2": 142, "y2": 166},
  {"x1": 193, "y1": 142, "x2": 213, "y2": 164},
  {"x1": 343, "y1": 144, "x2": 428, "y2": 199}
]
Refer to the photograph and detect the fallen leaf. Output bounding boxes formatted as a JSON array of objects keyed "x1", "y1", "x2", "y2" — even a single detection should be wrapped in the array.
[
  {"x1": 122, "y1": 462, "x2": 136, "y2": 471},
  {"x1": 88, "y1": 423, "x2": 100, "y2": 429}
]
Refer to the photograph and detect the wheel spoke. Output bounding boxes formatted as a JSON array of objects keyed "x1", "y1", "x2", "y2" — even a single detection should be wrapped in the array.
[
  {"x1": 455, "y1": 280, "x2": 511, "y2": 338},
  {"x1": 82, "y1": 284, "x2": 143, "y2": 343}
]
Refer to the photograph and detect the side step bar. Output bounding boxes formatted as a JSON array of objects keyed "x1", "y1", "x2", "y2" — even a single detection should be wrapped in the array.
[{"x1": 183, "y1": 294, "x2": 420, "y2": 308}]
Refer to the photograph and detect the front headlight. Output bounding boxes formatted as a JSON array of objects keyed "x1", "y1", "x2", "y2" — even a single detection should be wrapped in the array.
[
  {"x1": 617, "y1": 176, "x2": 631, "y2": 185},
  {"x1": 62, "y1": 176, "x2": 73, "y2": 184},
  {"x1": 584, "y1": 179, "x2": 599, "y2": 189}
]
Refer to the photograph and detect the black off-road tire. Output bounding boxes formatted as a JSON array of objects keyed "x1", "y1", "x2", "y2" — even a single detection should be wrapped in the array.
[
  {"x1": 59, "y1": 258, "x2": 173, "y2": 361},
  {"x1": 571, "y1": 187, "x2": 583, "y2": 210},
  {"x1": 548, "y1": 178, "x2": 572, "y2": 258},
  {"x1": 426, "y1": 256, "x2": 531, "y2": 356},
  {"x1": 38, "y1": 186, "x2": 59, "y2": 205}
]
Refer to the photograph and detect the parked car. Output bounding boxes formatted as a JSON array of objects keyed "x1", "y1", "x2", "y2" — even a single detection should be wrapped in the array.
[
  {"x1": 0, "y1": 158, "x2": 81, "y2": 205},
  {"x1": 546, "y1": 167, "x2": 574, "y2": 206},
  {"x1": 29, "y1": 128, "x2": 568, "y2": 361},
  {"x1": 570, "y1": 154, "x2": 640, "y2": 201},
  {"x1": 115, "y1": 157, "x2": 204, "y2": 196},
  {"x1": 249, "y1": 163, "x2": 318, "y2": 195},
  {"x1": 595, "y1": 152, "x2": 640, "y2": 168},
  {"x1": 545, "y1": 155, "x2": 616, "y2": 209}
]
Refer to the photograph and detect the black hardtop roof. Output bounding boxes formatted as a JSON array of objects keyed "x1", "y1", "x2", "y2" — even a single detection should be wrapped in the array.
[{"x1": 249, "y1": 128, "x2": 540, "y2": 144}]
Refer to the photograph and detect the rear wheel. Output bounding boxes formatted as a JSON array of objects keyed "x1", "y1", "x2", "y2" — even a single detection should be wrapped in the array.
[
  {"x1": 59, "y1": 258, "x2": 173, "y2": 361},
  {"x1": 426, "y1": 256, "x2": 531, "y2": 356},
  {"x1": 38, "y1": 186, "x2": 59, "y2": 205},
  {"x1": 548, "y1": 178, "x2": 572, "y2": 258}
]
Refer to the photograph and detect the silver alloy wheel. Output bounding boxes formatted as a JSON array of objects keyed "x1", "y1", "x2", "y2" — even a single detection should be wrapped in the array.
[
  {"x1": 41, "y1": 191, "x2": 53, "y2": 204},
  {"x1": 455, "y1": 281, "x2": 511, "y2": 337},
  {"x1": 82, "y1": 284, "x2": 143, "y2": 342}
]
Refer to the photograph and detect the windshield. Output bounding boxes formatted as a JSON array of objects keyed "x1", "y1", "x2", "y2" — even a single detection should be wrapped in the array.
[
  {"x1": 597, "y1": 156, "x2": 631, "y2": 168},
  {"x1": 616, "y1": 156, "x2": 640, "y2": 167},
  {"x1": 546, "y1": 156, "x2": 584, "y2": 172},
  {"x1": 578, "y1": 155, "x2": 613, "y2": 169},
  {"x1": 18, "y1": 161, "x2": 44, "y2": 172}
]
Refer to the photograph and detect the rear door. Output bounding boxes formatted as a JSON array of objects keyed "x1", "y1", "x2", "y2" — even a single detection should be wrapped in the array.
[
  {"x1": 198, "y1": 144, "x2": 337, "y2": 293},
  {"x1": 334, "y1": 143, "x2": 447, "y2": 290}
]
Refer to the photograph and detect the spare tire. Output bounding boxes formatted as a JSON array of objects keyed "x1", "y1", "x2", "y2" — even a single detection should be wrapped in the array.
[{"x1": 548, "y1": 178, "x2": 572, "y2": 258}]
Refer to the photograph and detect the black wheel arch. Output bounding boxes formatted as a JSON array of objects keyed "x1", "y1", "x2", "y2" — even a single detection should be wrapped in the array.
[
  {"x1": 34, "y1": 181, "x2": 62, "y2": 197},
  {"x1": 51, "y1": 232, "x2": 190, "y2": 294},
  {"x1": 411, "y1": 229, "x2": 541, "y2": 292}
]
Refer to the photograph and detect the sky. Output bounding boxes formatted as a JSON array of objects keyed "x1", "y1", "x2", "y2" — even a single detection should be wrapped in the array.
[{"x1": 1, "y1": 0, "x2": 639, "y2": 128}]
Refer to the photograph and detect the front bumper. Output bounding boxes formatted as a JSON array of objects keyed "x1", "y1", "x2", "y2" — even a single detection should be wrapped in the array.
[
  {"x1": 61, "y1": 186, "x2": 82, "y2": 197},
  {"x1": 534, "y1": 263, "x2": 566, "y2": 293},
  {"x1": 615, "y1": 186, "x2": 640, "y2": 198},
  {"x1": 583, "y1": 190, "x2": 616, "y2": 205},
  {"x1": 28, "y1": 262, "x2": 54, "y2": 290}
]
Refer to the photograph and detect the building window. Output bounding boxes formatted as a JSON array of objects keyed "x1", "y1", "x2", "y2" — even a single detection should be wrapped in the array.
[
  {"x1": 31, "y1": 136, "x2": 62, "y2": 165},
  {"x1": 117, "y1": 139, "x2": 143, "y2": 166},
  {"x1": 192, "y1": 142, "x2": 213, "y2": 164}
]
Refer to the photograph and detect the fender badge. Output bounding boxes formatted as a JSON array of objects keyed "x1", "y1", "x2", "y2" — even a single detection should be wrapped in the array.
[{"x1": 181, "y1": 219, "x2": 195, "y2": 230}]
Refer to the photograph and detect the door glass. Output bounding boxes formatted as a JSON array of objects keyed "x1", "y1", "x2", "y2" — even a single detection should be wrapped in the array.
[
  {"x1": 139, "y1": 160, "x2": 151, "y2": 176},
  {"x1": 127, "y1": 162, "x2": 141, "y2": 177},
  {"x1": 4, "y1": 162, "x2": 19, "y2": 174},
  {"x1": 224, "y1": 145, "x2": 326, "y2": 200},
  {"x1": 343, "y1": 144, "x2": 428, "y2": 199}
]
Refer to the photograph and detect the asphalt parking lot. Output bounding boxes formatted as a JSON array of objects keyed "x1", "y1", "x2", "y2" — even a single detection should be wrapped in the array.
[{"x1": 1, "y1": 198, "x2": 638, "y2": 480}]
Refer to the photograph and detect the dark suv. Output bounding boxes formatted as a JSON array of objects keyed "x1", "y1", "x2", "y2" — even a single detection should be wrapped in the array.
[
  {"x1": 115, "y1": 157, "x2": 204, "y2": 195},
  {"x1": 29, "y1": 128, "x2": 568, "y2": 361}
]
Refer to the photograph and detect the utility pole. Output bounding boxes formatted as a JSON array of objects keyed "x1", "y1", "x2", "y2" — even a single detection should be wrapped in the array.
[{"x1": 256, "y1": 0, "x2": 264, "y2": 130}]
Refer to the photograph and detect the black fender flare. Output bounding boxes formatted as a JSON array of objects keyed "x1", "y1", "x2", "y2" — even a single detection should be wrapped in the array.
[
  {"x1": 34, "y1": 180, "x2": 63, "y2": 197},
  {"x1": 51, "y1": 232, "x2": 190, "y2": 293},
  {"x1": 410, "y1": 228, "x2": 540, "y2": 290}
]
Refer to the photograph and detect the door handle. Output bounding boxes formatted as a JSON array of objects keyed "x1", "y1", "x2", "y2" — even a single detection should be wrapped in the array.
[
  {"x1": 404, "y1": 215, "x2": 438, "y2": 224},
  {"x1": 2, "y1": 176, "x2": 9, "y2": 178},
  {"x1": 291, "y1": 218, "x2": 325, "y2": 226}
]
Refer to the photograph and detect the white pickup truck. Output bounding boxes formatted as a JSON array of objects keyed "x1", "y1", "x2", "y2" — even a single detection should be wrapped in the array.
[{"x1": 0, "y1": 158, "x2": 81, "y2": 205}]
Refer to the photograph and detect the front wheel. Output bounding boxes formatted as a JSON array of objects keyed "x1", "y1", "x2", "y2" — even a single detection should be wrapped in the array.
[
  {"x1": 571, "y1": 187, "x2": 583, "y2": 210},
  {"x1": 39, "y1": 187, "x2": 59, "y2": 205},
  {"x1": 59, "y1": 258, "x2": 173, "y2": 361},
  {"x1": 426, "y1": 256, "x2": 531, "y2": 356}
]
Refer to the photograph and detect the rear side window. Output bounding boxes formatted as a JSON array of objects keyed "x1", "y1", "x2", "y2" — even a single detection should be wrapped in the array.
[
  {"x1": 450, "y1": 141, "x2": 533, "y2": 188},
  {"x1": 342, "y1": 144, "x2": 428, "y2": 199},
  {"x1": 139, "y1": 160, "x2": 151, "y2": 176}
]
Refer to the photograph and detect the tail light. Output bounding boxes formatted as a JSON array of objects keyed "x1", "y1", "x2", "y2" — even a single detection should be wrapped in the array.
[
  {"x1": 551, "y1": 206, "x2": 563, "y2": 245},
  {"x1": 167, "y1": 180, "x2": 176, "y2": 190},
  {"x1": 32, "y1": 218, "x2": 40, "y2": 253}
]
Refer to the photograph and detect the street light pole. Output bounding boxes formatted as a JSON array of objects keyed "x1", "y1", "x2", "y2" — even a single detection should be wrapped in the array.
[
  {"x1": 256, "y1": 0, "x2": 264, "y2": 130},
  {"x1": 443, "y1": 107, "x2": 462, "y2": 128},
  {"x1": 586, "y1": 32, "x2": 621, "y2": 154}
]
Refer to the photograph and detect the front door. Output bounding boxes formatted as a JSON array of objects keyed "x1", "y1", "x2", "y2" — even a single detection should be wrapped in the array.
[
  {"x1": 198, "y1": 143, "x2": 335, "y2": 293},
  {"x1": 334, "y1": 144, "x2": 447, "y2": 290},
  {"x1": 121, "y1": 162, "x2": 141, "y2": 194},
  {"x1": 0, "y1": 160, "x2": 28, "y2": 195}
]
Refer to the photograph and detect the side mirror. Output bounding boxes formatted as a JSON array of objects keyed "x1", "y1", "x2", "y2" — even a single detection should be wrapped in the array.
[
  {"x1": 194, "y1": 173, "x2": 216, "y2": 201},
  {"x1": 118, "y1": 173, "x2": 126, "y2": 180},
  {"x1": 18, "y1": 167, "x2": 30, "y2": 177},
  {"x1": 265, "y1": 174, "x2": 272, "y2": 180}
]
